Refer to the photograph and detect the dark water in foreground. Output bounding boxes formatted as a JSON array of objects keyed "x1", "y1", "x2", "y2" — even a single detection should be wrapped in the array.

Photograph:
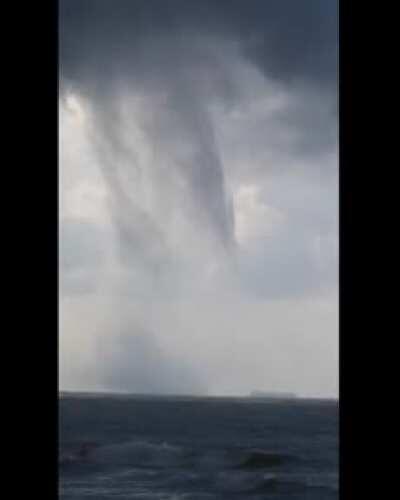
[{"x1": 59, "y1": 394, "x2": 338, "y2": 499}]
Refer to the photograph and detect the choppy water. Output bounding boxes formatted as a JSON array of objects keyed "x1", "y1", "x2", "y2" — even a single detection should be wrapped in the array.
[{"x1": 59, "y1": 394, "x2": 338, "y2": 499}]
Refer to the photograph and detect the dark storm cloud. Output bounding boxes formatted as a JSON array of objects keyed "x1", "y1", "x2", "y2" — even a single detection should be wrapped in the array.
[
  {"x1": 59, "y1": 0, "x2": 337, "y2": 90},
  {"x1": 59, "y1": 0, "x2": 337, "y2": 254}
]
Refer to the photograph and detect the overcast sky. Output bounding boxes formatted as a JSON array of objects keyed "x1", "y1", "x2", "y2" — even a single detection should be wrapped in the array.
[{"x1": 59, "y1": 0, "x2": 338, "y2": 398}]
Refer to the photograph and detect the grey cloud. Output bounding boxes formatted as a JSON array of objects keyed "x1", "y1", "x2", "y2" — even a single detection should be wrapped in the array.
[
  {"x1": 237, "y1": 226, "x2": 337, "y2": 300},
  {"x1": 60, "y1": 218, "x2": 107, "y2": 271},
  {"x1": 235, "y1": 173, "x2": 338, "y2": 300},
  {"x1": 270, "y1": 88, "x2": 337, "y2": 160},
  {"x1": 215, "y1": 89, "x2": 337, "y2": 189},
  {"x1": 60, "y1": 218, "x2": 108, "y2": 295}
]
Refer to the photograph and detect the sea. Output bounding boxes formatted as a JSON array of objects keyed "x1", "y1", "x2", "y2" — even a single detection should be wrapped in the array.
[{"x1": 59, "y1": 393, "x2": 338, "y2": 499}]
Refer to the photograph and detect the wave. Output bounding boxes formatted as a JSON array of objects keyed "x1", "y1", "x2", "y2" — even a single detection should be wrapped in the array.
[
  {"x1": 250, "y1": 478, "x2": 337, "y2": 496},
  {"x1": 60, "y1": 440, "x2": 336, "y2": 496},
  {"x1": 60, "y1": 441, "x2": 301, "y2": 473},
  {"x1": 235, "y1": 449, "x2": 298, "y2": 469},
  {"x1": 60, "y1": 439, "x2": 185, "y2": 470},
  {"x1": 249, "y1": 476, "x2": 308, "y2": 495},
  {"x1": 59, "y1": 441, "x2": 101, "y2": 466}
]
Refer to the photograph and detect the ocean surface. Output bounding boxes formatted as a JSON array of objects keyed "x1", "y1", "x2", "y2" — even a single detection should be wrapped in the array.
[{"x1": 59, "y1": 394, "x2": 338, "y2": 499}]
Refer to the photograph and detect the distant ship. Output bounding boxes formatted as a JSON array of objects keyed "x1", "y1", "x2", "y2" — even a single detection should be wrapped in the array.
[{"x1": 249, "y1": 391, "x2": 297, "y2": 400}]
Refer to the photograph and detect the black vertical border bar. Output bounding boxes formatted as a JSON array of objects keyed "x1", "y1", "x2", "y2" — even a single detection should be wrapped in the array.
[
  {"x1": 5, "y1": 0, "x2": 57, "y2": 490},
  {"x1": 22, "y1": 0, "x2": 59, "y2": 496},
  {"x1": 339, "y1": 0, "x2": 355, "y2": 499}
]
